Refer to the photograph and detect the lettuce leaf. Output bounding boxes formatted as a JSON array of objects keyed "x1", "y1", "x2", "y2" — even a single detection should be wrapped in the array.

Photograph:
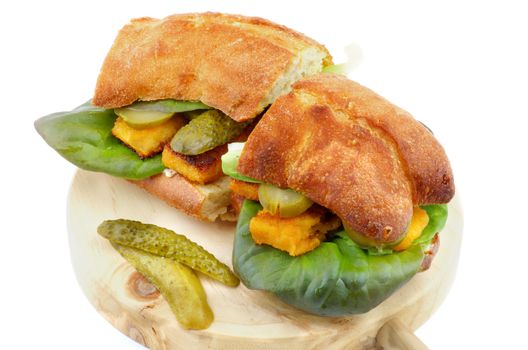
[
  {"x1": 414, "y1": 204, "x2": 448, "y2": 245},
  {"x1": 364, "y1": 204, "x2": 448, "y2": 255},
  {"x1": 35, "y1": 100, "x2": 211, "y2": 179},
  {"x1": 221, "y1": 143, "x2": 262, "y2": 183},
  {"x1": 122, "y1": 100, "x2": 210, "y2": 113},
  {"x1": 232, "y1": 200, "x2": 440, "y2": 316},
  {"x1": 35, "y1": 101, "x2": 164, "y2": 180},
  {"x1": 322, "y1": 64, "x2": 347, "y2": 75}
]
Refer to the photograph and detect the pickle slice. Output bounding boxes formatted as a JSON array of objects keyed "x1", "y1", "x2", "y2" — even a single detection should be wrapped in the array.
[
  {"x1": 114, "y1": 100, "x2": 210, "y2": 129},
  {"x1": 170, "y1": 110, "x2": 250, "y2": 155},
  {"x1": 112, "y1": 243, "x2": 213, "y2": 330},
  {"x1": 258, "y1": 183, "x2": 313, "y2": 218},
  {"x1": 97, "y1": 219, "x2": 240, "y2": 287},
  {"x1": 114, "y1": 108, "x2": 174, "y2": 129}
]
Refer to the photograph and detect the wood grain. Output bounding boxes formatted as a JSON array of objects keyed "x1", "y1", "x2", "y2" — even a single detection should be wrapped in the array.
[
  {"x1": 376, "y1": 318, "x2": 429, "y2": 350},
  {"x1": 67, "y1": 169, "x2": 463, "y2": 349}
]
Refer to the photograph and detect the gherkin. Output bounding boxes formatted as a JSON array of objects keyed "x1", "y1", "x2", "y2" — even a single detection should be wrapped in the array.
[
  {"x1": 112, "y1": 243, "x2": 213, "y2": 330},
  {"x1": 170, "y1": 110, "x2": 250, "y2": 155},
  {"x1": 97, "y1": 219, "x2": 240, "y2": 287}
]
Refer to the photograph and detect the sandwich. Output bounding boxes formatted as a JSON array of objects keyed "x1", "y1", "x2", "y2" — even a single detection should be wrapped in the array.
[
  {"x1": 35, "y1": 12, "x2": 332, "y2": 221},
  {"x1": 223, "y1": 73, "x2": 455, "y2": 315}
]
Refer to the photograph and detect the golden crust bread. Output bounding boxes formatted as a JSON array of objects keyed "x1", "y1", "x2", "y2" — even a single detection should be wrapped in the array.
[
  {"x1": 238, "y1": 73, "x2": 455, "y2": 244},
  {"x1": 93, "y1": 12, "x2": 332, "y2": 121},
  {"x1": 131, "y1": 173, "x2": 235, "y2": 222}
]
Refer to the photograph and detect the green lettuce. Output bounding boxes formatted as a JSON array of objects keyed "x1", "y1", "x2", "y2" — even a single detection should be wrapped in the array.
[
  {"x1": 221, "y1": 142, "x2": 262, "y2": 183},
  {"x1": 414, "y1": 204, "x2": 448, "y2": 245},
  {"x1": 35, "y1": 100, "x2": 208, "y2": 180},
  {"x1": 322, "y1": 64, "x2": 347, "y2": 75},
  {"x1": 364, "y1": 204, "x2": 448, "y2": 256},
  {"x1": 233, "y1": 200, "x2": 448, "y2": 316},
  {"x1": 122, "y1": 100, "x2": 210, "y2": 113}
]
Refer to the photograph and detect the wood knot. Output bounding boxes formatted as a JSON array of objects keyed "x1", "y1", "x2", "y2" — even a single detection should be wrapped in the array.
[{"x1": 127, "y1": 272, "x2": 160, "y2": 300}]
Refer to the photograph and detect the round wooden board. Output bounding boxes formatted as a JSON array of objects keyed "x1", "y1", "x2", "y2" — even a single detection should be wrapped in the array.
[{"x1": 67, "y1": 170, "x2": 463, "y2": 350}]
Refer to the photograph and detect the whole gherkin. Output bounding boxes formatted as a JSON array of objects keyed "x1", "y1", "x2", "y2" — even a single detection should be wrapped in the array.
[{"x1": 170, "y1": 110, "x2": 250, "y2": 155}]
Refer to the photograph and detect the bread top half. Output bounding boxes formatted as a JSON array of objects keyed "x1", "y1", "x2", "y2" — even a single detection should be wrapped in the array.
[
  {"x1": 238, "y1": 73, "x2": 455, "y2": 244},
  {"x1": 92, "y1": 12, "x2": 332, "y2": 121}
]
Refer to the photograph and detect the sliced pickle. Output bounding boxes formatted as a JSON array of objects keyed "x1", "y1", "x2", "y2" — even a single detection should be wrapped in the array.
[
  {"x1": 97, "y1": 219, "x2": 240, "y2": 287},
  {"x1": 112, "y1": 243, "x2": 213, "y2": 330},
  {"x1": 170, "y1": 110, "x2": 250, "y2": 155},
  {"x1": 258, "y1": 183, "x2": 313, "y2": 218},
  {"x1": 114, "y1": 108, "x2": 174, "y2": 129}
]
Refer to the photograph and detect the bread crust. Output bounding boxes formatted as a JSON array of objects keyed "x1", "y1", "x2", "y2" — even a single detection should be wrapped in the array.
[
  {"x1": 93, "y1": 12, "x2": 331, "y2": 121},
  {"x1": 238, "y1": 73, "x2": 455, "y2": 243},
  {"x1": 131, "y1": 173, "x2": 234, "y2": 222}
]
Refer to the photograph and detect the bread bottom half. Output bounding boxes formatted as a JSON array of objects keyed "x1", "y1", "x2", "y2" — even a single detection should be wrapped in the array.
[{"x1": 131, "y1": 173, "x2": 236, "y2": 222}]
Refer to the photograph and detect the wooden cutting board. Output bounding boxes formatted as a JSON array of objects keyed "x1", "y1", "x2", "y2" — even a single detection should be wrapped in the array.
[{"x1": 67, "y1": 169, "x2": 463, "y2": 350}]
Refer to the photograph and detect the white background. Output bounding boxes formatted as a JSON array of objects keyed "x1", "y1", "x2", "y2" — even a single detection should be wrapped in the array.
[{"x1": 1, "y1": 0, "x2": 527, "y2": 349}]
